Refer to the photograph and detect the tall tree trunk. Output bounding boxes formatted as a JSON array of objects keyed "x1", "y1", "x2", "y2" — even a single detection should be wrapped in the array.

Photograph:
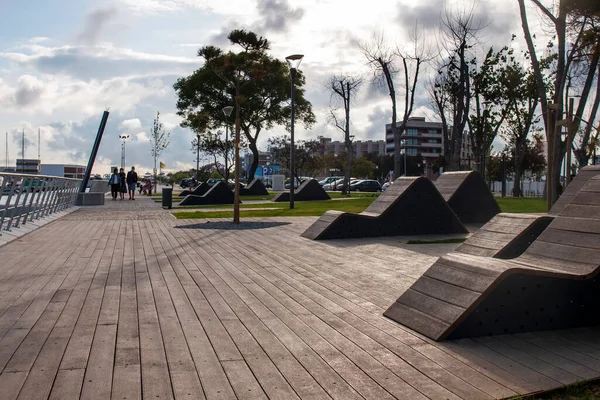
[
  {"x1": 247, "y1": 135, "x2": 259, "y2": 182},
  {"x1": 576, "y1": 65, "x2": 600, "y2": 167},
  {"x1": 343, "y1": 82, "x2": 353, "y2": 195}
]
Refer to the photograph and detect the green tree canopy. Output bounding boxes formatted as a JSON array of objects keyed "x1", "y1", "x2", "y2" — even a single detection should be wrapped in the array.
[{"x1": 174, "y1": 29, "x2": 316, "y2": 181}]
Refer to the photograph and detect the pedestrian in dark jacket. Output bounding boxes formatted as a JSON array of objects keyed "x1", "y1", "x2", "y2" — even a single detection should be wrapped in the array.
[
  {"x1": 119, "y1": 168, "x2": 127, "y2": 200},
  {"x1": 126, "y1": 166, "x2": 138, "y2": 200},
  {"x1": 108, "y1": 168, "x2": 120, "y2": 200}
]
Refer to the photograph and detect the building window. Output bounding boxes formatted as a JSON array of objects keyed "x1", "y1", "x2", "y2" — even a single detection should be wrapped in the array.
[
  {"x1": 407, "y1": 148, "x2": 417, "y2": 156},
  {"x1": 429, "y1": 129, "x2": 438, "y2": 134},
  {"x1": 428, "y1": 139, "x2": 438, "y2": 144},
  {"x1": 407, "y1": 139, "x2": 418, "y2": 145},
  {"x1": 407, "y1": 129, "x2": 418, "y2": 136}
]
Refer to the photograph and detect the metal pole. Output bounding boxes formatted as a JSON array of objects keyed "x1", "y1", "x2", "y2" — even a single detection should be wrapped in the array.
[
  {"x1": 403, "y1": 139, "x2": 407, "y2": 176},
  {"x1": 233, "y1": 90, "x2": 241, "y2": 224},
  {"x1": 501, "y1": 153, "x2": 506, "y2": 197},
  {"x1": 79, "y1": 111, "x2": 109, "y2": 193},
  {"x1": 225, "y1": 122, "x2": 229, "y2": 183},
  {"x1": 290, "y1": 68, "x2": 296, "y2": 209},
  {"x1": 21, "y1": 129, "x2": 25, "y2": 173},
  {"x1": 196, "y1": 134, "x2": 200, "y2": 181}
]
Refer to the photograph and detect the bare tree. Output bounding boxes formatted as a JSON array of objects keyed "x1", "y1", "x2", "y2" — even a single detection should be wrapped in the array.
[
  {"x1": 359, "y1": 27, "x2": 428, "y2": 178},
  {"x1": 517, "y1": 0, "x2": 599, "y2": 206},
  {"x1": 431, "y1": 7, "x2": 485, "y2": 171},
  {"x1": 150, "y1": 111, "x2": 170, "y2": 193},
  {"x1": 358, "y1": 34, "x2": 399, "y2": 176},
  {"x1": 328, "y1": 75, "x2": 362, "y2": 195}
]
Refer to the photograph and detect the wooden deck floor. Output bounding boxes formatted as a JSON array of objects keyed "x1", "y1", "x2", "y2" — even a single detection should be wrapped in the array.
[{"x1": 1, "y1": 196, "x2": 600, "y2": 399}]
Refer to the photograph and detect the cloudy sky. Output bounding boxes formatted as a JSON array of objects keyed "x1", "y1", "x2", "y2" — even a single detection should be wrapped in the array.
[{"x1": 0, "y1": 0, "x2": 549, "y2": 175}]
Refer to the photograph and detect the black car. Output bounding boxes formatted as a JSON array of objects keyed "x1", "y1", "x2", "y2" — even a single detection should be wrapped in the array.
[
  {"x1": 179, "y1": 178, "x2": 197, "y2": 188},
  {"x1": 348, "y1": 180, "x2": 382, "y2": 192}
]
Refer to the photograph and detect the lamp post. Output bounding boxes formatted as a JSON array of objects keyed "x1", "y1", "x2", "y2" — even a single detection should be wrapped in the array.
[
  {"x1": 403, "y1": 138, "x2": 407, "y2": 176},
  {"x1": 501, "y1": 152, "x2": 506, "y2": 197},
  {"x1": 195, "y1": 133, "x2": 200, "y2": 181},
  {"x1": 119, "y1": 134, "x2": 130, "y2": 169},
  {"x1": 285, "y1": 54, "x2": 304, "y2": 210},
  {"x1": 223, "y1": 106, "x2": 234, "y2": 183}
]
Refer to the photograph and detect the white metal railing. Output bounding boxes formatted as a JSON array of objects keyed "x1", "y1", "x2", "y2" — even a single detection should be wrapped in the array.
[{"x1": 0, "y1": 173, "x2": 81, "y2": 233}]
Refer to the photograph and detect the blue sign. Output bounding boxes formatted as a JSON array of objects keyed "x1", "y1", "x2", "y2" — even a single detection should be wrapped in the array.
[{"x1": 261, "y1": 165, "x2": 280, "y2": 176}]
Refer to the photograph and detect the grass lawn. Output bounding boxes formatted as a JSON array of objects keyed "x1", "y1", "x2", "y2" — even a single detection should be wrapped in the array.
[
  {"x1": 172, "y1": 197, "x2": 375, "y2": 219},
  {"x1": 496, "y1": 197, "x2": 547, "y2": 213},
  {"x1": 170, "y1": 192, "x2": 548, "y2": 219}
]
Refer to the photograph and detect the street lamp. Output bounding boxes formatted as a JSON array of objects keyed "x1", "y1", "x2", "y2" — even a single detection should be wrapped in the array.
[
  {"x1": 223, "y1": 106, "x2": 234, "y2": 183},
  {"x1": 403, "y1": 138, "x2": 408, "y2": 177},
  {"x1": 195, "y1": 133, "x2": 201, "y2": 181},
  {"x1": 285, "y1": 53, "x2": 304, "y2": 209},
  {"x1": 119, "y1": 134, "x2": 130, "y2": 169}
]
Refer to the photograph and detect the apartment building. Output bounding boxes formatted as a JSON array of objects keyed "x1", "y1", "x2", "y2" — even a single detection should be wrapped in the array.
[
  {"x1": 40, "y1": 164, "x2": 87, "y2": 179},
  {"x1": 318, "y1": 137, "x2": 386, "y2": 157},
  {"x1": 385, "y1": 117, "x2": 443, "y2": 164},
  {"x1": 15, "y1": 159, "x2": 41, "y2": 174}
]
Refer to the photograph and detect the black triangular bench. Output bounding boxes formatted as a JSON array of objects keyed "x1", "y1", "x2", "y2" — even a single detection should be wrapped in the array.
[
  {"x1": 433, "y1": 171, "x2": 500, "y2": 224},
  {"x1": 272, "y1": 179, "x2": 330, "y2": 202},
  {"x1": 301, "y1": 177, "x2": 467, "y2": 240},
  {"x1": 239, "y1": 179, "x2": 269, "y2": 196},
  {"x1": 179, "y1": 181, "x2": 236, "y2": 206},
  {"x1": 179, "y1": 181, "x2": 210, "y2": 197}
]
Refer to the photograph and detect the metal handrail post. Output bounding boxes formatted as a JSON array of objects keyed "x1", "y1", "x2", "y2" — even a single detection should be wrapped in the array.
[
  {"x1": 5, "y1": 176, "x2": 27, "y2": 231},
  {"x1": 44, "y1": 179, "x2": 59, "y2": 217},
  {"x1": 14, "y1": 176, "x2": 33, "y2": 228},
  {"x1": 21, "y1": 178, "x2": 40, "y2": 225},
  {"x1": 0, "y1": 175, "x2": 12, "y2": 233},
  {"x1": 53, "y1": 180, "x2": 66, "y2": 214},
  {"x1": 28, "y1": 177, "x2": 46, "y2": 222},
  {"x1": 51, "y1": 180, "x2": 63, "y2": 214},
  {"x1": 33, "y1": 178, "x2": 50, "y2": 220},
  {"x1": 26, "y1": 180, "x2": 41, "y2": 223}
]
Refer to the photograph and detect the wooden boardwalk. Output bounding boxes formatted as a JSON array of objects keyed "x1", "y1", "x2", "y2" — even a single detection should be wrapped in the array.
[{"x1": 0, "y1": 196, "x2": 599, "y2": 399}]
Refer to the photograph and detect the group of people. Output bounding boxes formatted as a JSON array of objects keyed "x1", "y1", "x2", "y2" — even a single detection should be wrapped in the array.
[{"x1": 108, "y1": 166, "x2": 153, "y2": 200}]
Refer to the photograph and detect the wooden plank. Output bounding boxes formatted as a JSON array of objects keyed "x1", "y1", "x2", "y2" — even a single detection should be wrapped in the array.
[
  {"x1": 112, "y1": 365, "x2": 141, "y2": 400},
  {"x1": 476, "y1": 336, "x2": 578, "y2": 386},
  {"x1": 221, "y1": 319, "x2": 301, "y2": 400},
  {"x1": 49, "y1": 368, "x2": 85, "y2": 400},
  {"x1": 410, "y1": 276, "x2": 480, "y2": 309},
  {"x1": 0, "y1": 371, "x2": 27, "y2": 400},
  {"x1": 222, "y1": 360, "x2": 268, "y2": 400},
  {"x1": 80, "y1": 324, "x2": 117, "y2": 400}
]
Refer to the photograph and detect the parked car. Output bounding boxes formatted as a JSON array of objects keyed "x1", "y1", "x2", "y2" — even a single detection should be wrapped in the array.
[
  {"x1": 323, "y1": 178, "x2": 359, "y2": 191},
  {"x1": 349, "y1": 180, "x2": 382, "y2": 192},
  {"x1": 179, "y1": 178, "x2": 197, "y2": 188},
  {"x1": 284, "y1": 177, "x2": 311, "y2": 189},
  {"x1": 318, "y1": 176, "x2": 343, "y2": 187}
]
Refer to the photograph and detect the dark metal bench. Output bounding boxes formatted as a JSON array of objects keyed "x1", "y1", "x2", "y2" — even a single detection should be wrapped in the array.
[
  {"x1": 179, "y1": 181, "x2": 210, "y2": 197},
  {"x1": 272, "y1": 179, "x2": 331, "y2": 202},
  {"x1": 434, "y1": 171, "x2": 500, "y2": 224},
  {"x1": 301, "y1": 177, "x2": 467, "y2": 240},
  {"x1": 384, "y1": 175, "x2": 600, "y2": 340},
  {"x1": 239, "y1": 179, "x2": 269, "y2": 196},
  {"x1": 179, "y1": 181, "x2": 236, "y2": 206}
]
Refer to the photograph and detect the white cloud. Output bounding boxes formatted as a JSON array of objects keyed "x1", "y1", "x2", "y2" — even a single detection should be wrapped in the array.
[
  {"x1": 119, "y1": 0, "x2": 256, "y2": 16},
  {"x1": 135, "y1": 131, "x2": 150, "y2": 142},
  {"x1": 28, "y1": 37, "x2": 50, "y2": 44},
  {"x1": 120, "y1": 118, "x2": 143, "y2": 131}
]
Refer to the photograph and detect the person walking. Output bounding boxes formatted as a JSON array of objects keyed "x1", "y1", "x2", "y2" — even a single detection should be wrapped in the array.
[
  {"x1": 108, "y1": 167, "x2": 121, "y2": 200},
  {"x1": 126, "y1": 166, "x2": 138, "y2": 200},
  {"x1": 119, "y1": 168, "x2": 127, "y2": 200}
]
